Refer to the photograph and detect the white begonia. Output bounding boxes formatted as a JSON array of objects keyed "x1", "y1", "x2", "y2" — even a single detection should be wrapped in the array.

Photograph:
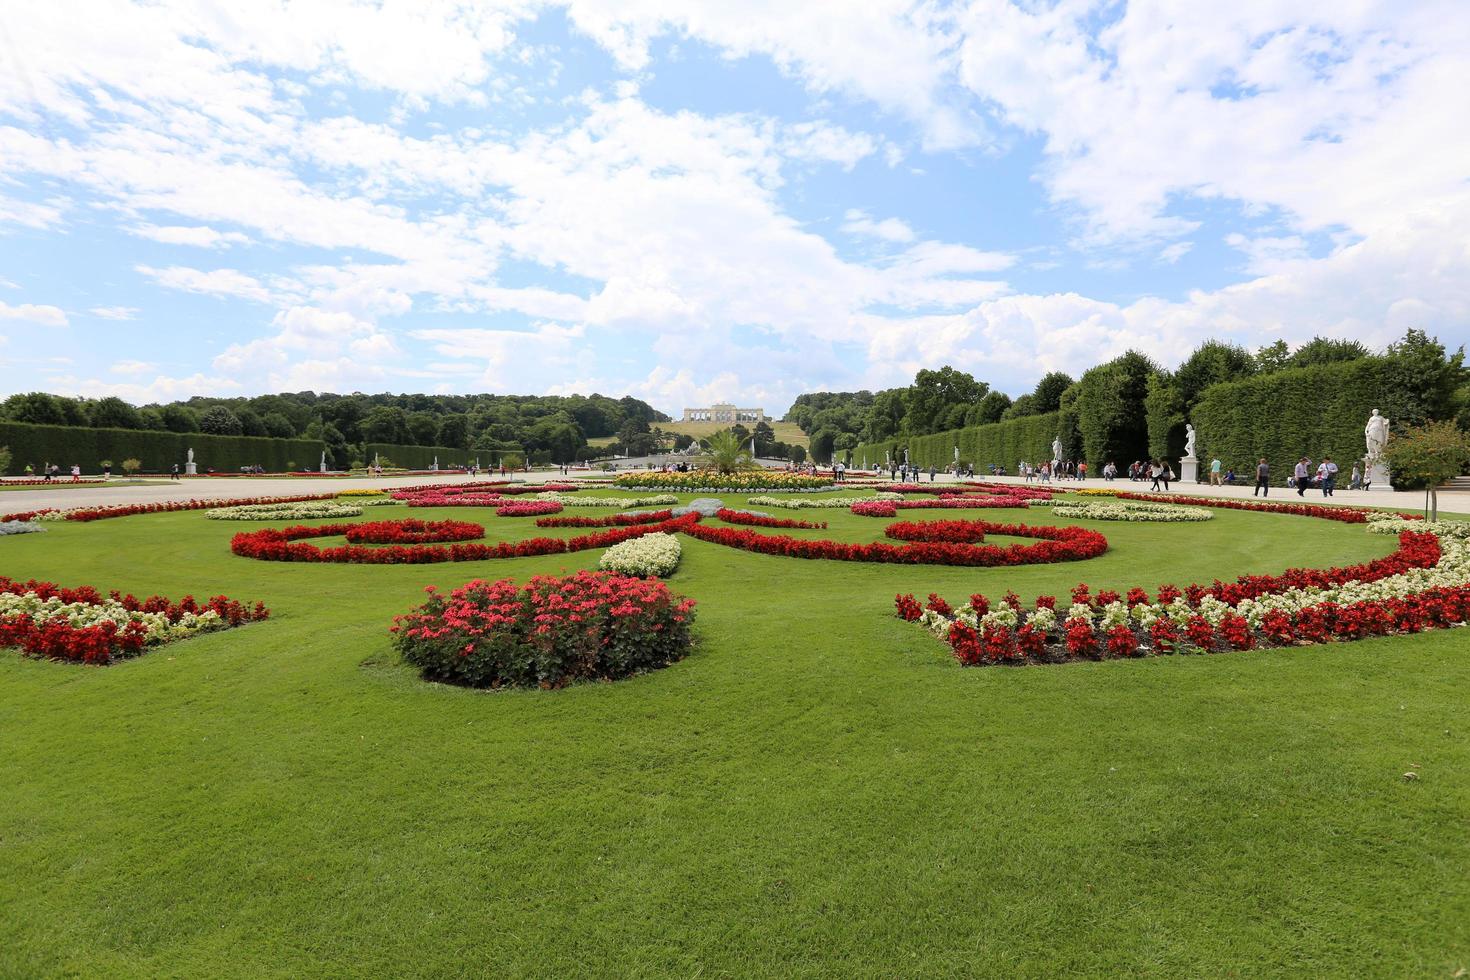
[
  {"x1": 745, "y1": 493, "x2": 903, "y2": 510},
  {"x1": 598, "y1": 533, "x2": 681, "y2": 578},
  {"x1": 206, "y1": 501, "x2": 364, "y2": 520}
]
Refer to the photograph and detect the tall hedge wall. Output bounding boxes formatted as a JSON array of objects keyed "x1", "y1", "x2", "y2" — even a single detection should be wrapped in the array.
[
  {"x1": 851, "y1": 412, "x2": 1059, "y2": 471},
  {"x1": 0, "y1": 422, "x2": 324, "y2": 475},
  {"x1": 364, "y1": 442, "x2": 476, "y2": 470},
  {"x1": 1191, "y1": 358, "x2": 1393, "y2": 486}
]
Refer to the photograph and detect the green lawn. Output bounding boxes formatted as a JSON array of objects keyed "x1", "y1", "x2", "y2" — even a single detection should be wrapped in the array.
[{"x1": 2, "y1": 493, "x2": 1467, "y2": 977}]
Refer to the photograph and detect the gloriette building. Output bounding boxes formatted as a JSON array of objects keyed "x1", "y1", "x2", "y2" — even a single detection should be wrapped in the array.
[{"x1": 682, "y1": 402, "x2": 766, "y2": 423}]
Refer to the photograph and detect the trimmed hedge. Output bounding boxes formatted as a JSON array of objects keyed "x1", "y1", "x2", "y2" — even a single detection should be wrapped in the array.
[
  {"x1": 364, "y1": 442, "x2": 476, "y2": 470},
  {"x1": 853, "y1": 412, "x2": 1059, "y2": 471},
  {"x1": 0, "y1": 421, "x2": 323, "y2": 475},
  {"x1": 1191, "y1": 358, "x2": 1393, "y2": 486}
]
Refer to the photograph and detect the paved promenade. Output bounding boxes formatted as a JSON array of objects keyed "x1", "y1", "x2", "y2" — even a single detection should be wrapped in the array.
[{"x1": 4, "y1": 467, "x2": 1452, "y2": 515}]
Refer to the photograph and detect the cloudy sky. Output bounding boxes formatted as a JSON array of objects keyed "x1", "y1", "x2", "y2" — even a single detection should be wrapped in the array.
[{"x1": 1, "y1": 1, "x2": 1467, "y2": 416}]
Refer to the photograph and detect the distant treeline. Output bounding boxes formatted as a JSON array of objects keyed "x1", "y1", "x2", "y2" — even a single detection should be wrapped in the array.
[{"x1": 0, "y1": 390, "x2": 667, "y2": 469}]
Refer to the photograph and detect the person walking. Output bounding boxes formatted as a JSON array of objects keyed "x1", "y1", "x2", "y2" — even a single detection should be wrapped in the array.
[
  {"x1": 1350, "y1": 463, "x2": 1362, "y2": 490},
  {"x1": 1294, "y1": 457, "x2": 1309, "y2": 497},
  {"x1": 1161, "y1": 461, "x2": 1172, "y2": 491},
  {"x1": 1149, "y1": 460, "x2": 1163, "y2": 491},
  {"x1": 1210, "y1": 457, "x2": 1222, "y2": 486},
  {"x1": 1254, "y1": 458, "x2": 1270, "y2": 497},
  {"x1": 171, "y1": 462, "x2": 180, "y2": 481},
  {"x1": 1323, "y1": 457, "x2": 1338, "y2": 497}
]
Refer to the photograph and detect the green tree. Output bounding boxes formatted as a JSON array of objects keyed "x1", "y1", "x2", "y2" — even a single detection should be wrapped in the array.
[
  {"x1": 1073, "y1": 351, "x2": 1157, "y2": 465},
  {"x1": 436, "y1": 414, "x2": 469, "y2": 449},
  {"x1": 1174, "y1": 340, "x2": 1256, "y2": 408},
  {"x1": 89, "y1": 396, "x2": 141, "y2": 429},
  {"x1": 361, "y1": 406, "x2": 409, "y2": 444},
  {"x1": 161, "y1": 404, "x2": 199, "y2": 432},
  {"x1": 261, "y1": 412, "x2": 296, "y2": 438},
  {"x1": 2, "y1": 392, "x2": 84, "y2": 426},
  {"x1": 1383, "y1": 420, "x2": 1470, "y2": 520},
  {"x1": 1381, "y1": 329, "x2": 1467, "y2": 428},
  {"x1": 903, "y1": 366, "x2": 988, "y2": 435},
  {"x1": 0, "y1": 445, "x2": 10, "y2": 476},
  {"x1": 970, "y1": 391, "x2": 1011, "y2": 425},
  {"x1": 1031, "y1": 372, "x2": 1074, "y2": 413},
  {"x1": 862, "y1": 389, "x2": 907, "y2": 442},
  {"x1": 405, "y1": 411, "x2": 439, "y2": 446},
  {"x1": 1001, "y1": 393, "x2": 1037, "y2": 419},
  {"x1": 1254, "y1": 339, "x2": 1291, "y2": 373},
  {"x1": 1144, "y1": 373, "x2": 1185, "y2": 459},
  {"x1": 1289, "y1": 336, "x2": 1370, "y2": 368},
  {"x1": 198, "y1": 405, "x2": 244, "y2": 435}
]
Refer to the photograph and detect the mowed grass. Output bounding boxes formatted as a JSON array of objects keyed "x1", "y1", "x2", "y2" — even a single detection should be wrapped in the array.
[
  {"x1": 1, "y1": 492, "x2": 1467, "y2": 978},
  {"x1": 587, "y1": 418, "x2": 809, "y2": 448}
]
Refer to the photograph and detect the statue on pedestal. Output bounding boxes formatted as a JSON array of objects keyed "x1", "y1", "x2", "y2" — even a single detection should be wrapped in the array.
[
  {"x1": 1183, "y1": 423, "x2": 1197, "y2": 459},
  {"x1": 1051, "y1": 436, "x2": 1062, "y2": 463},
  {"x1": 185, "y1": 447, "x2": 197, "y2": 476},
  {"x1": 1364, "y1": 409, "x2": 1390, "y2": 461}
]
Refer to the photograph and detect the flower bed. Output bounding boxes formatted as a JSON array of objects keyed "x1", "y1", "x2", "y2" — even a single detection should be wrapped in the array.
[
  {"x1": 206, "y1": 501, "x2": 365, "y2": 520},
  {"x1": 343, "y1": 519, "x2": 485, "y2": 544},
  {"x1": 715, "y1": 509, "x2": 827, "y2": 530},
  {"x1": 1114, "y1": 491, "x2": 1368, "y2": 524},
  {"x1": 745, "y1": 493, "x2": 902, "y2": 510},
  {"x1": 896, "y1": 508, "x2": 1466, "y2": 668},
  {"x1": 0, "y1": 478, "x2": 104, "y2": 487},
  {"x1": 536, "y1": 510, "x2": 674, "y2": 528},
  {"x1": 337, "y1": 488, "x2": 387, "y2": 497},
  {"x1": 5, "y1": 493, "x2": 341, "y2": 525},
  {"x1": 600, "y1": 532, "x2": 682, "y2": 577},
  {"x1": 683, "y1": 518, "x2": 1107, "y2": 567},
  {"x1": 495, "y1": 501, "x2": 564, "y2": 517},
  {"x1": 534, "y1": 493, "x2": 680, "y2": 508},
  {"x1": 0, "y1": 575, "x2": 268, "y2": 664},
  {"x1": 390, "y1": 571, "x2": 696, "y2": 688},
  {"x1": 850, "y1": 496, "x2": 1034, "y2": 517},
  {"x1": 612, "y1": 471, "x2": 833, "y2": 492},
  {"x1": 1050, "y1": 501, "x2": 1213, "y2": 522},
  {"x1": 231, "y1": 513, "x2": 701, "y2": 564}
]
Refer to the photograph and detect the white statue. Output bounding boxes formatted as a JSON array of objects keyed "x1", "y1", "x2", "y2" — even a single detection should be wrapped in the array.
[
  {"x1": 1183, "y1": 423, "x2": 1197, "y2": 458},
  {"x1": 186, "y1": 447, "x2": 194, "y2": 465},
  {"x1": 320, "y1": 451, "x2": 327, "y2": 473},
  {"x1": 1365, "y1": 409, "x2": 1390, "y2": 461},
  {"x1": 1051, "y1": 436, "x2": 1062, "y2": 462},
  {"x1": 953, "y1": 446, "x2": 959, "y2": 462}
]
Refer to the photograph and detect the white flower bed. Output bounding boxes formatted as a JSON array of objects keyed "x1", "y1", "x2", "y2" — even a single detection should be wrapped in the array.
[
  {"x1": 599, "y1": 532, "x2": 681, "y2": 577},
  {"x1": 205, "y1": 501, "x2": 364, "y2": 520},
  {"x1": 536, "y1": 492, "x2": 678, "y2": 507},
  {"x1": 745, "y1": 493, "x2": 904, "y2": 510},
  {"x1": 0, "y1": 591, "x2": 229, "y2": 645},
  {"x1": 1050, "y1": 500, "x2": 1212, "y2": 522}
]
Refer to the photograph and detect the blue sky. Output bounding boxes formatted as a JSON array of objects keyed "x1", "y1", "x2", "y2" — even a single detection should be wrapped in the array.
[{"x1": 1, "y1": 1, "x2": 1467, "y2": 417}]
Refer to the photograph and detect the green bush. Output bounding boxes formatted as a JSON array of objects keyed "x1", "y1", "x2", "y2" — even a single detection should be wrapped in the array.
[
  {"x1": 852, "y1": 412, "x2": 1059, "y2": 471},
  {"x1": 1191, "y1": 358, "x2": 1394, "y2": 486},
  {"x1": 0, "y1": 421, "x2": 324, "y2": 475}
]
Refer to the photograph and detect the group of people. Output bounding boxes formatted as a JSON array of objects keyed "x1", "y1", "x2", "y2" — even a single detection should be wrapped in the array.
[
  {"x1": 888, "y1": 462, "x2": 937, "y2": 483},
  {"x1": 23, "y1": 462, "x2": 83, "y2": 482},
  {"x1": 1021, "y1": 460, "x2": 1087, "y2": 482}
]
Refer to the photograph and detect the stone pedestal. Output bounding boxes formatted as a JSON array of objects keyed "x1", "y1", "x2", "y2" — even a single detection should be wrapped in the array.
[
  {"x1": 185, "y1": 462, "x2": 197, "y2": 476},
  {"x1": 1364, "y1": 459, "x2": 1392, "y2": 491},
  {"x1": 1179, "y1": 456, "x2": 1199, "y2": 484}
]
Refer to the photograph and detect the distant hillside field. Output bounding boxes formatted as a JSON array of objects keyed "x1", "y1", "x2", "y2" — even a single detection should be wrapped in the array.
[{"x1": 588, "y1": 419, "x2": 808, "y2": 448}]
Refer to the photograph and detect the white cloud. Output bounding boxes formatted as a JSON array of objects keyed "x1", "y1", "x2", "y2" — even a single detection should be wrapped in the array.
[
  {"x1": 110, "y1": 359, "x2": 154, "y2": 375},
  {"x1": 1158, "y1": 242, "x2": 1192, "y2": 264},
  {"x1": 135, "y1": 265, "x2": 279, "y2": 304},
  {"x1": 89, "y1": 306, "x2": 139, "y2": 320},
  {"x1": 131, "y1": 224, "x2": 252, "y2": 248},
  {"x1": 842, "y1": 209, "x2": 915, "y2": 243},
  {"x1": 0, "y1": 301, "x2": 68, "y2": 326}
]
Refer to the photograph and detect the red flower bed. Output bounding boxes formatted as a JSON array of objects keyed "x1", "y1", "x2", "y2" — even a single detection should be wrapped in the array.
[
  {"x1": 0, "y1": 574, "x2": 268, "y2": 665},
  {"x1": 343, "y1": 519, "x2": 485, "y2": 544},
  {"x1": 536, "y1": 510, "x2": 674, "y2": 528},
  {"x1": 683, "y1": 518, "x2": 1106, "y2": 567},
  {"x1": 494, "y1": 501, "x2": 564, "y2": 517},
  {"x1": 231, "y1": 513, "x2": 700, "y2": 564},
  {"x1": 715, "y1": 508, "x2": 827, "y2": 530},
  {"x1": 391, "y1": 570, "x2": 697, "y2": 688}
]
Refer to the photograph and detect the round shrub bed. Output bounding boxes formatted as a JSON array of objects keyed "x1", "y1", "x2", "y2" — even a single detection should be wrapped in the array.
[
  {"x1": 391, "y1": 571, "x2": 697, "y2": 689},
  {"x1": 343, "y1": 519, "x2": 485, "y2": 544}
]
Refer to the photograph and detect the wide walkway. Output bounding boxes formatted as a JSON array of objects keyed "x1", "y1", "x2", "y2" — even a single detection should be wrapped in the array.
[{"x1": 1, "y1": 468, "x2": 1450, "y2": 515}]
